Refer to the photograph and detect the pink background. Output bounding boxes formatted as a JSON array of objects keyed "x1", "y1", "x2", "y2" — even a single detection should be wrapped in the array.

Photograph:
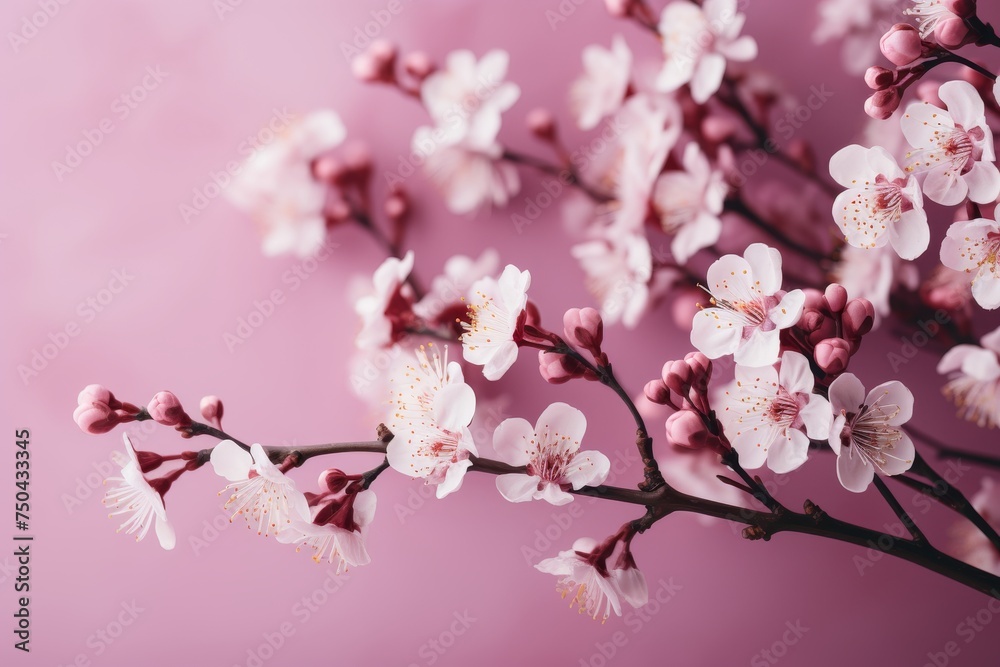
[{"x1": 4, "y1": 0, "x2": 1000, "y2": 665}]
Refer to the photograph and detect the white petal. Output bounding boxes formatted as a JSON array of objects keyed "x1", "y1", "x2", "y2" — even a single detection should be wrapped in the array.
[
  {"x1": 964, "y1": 161, "x2": 1000, "y2": 205},
  {"x1": 496, "y1": 474, "x2": 542, "y2": 502},
  {"x1": 535, "y1": 402, "x2": 588, "y2": 447},
  {"x1": 210, "y1": 440, "x2": 253, "y2": 481},
  {"x1": 744, "y1": 243, "x2": 783, "y2": 295},
  {"x1": 778, "y1": 351, "x2": 814, "y2": 394},
  {"x1": 492, "y1": 417, "x2": 535, "y2": 466},
  {"x1": 865, "y1": 381, "x2": 914, "y2": 426},
  {"x1": 829, "y1": 145, "x2": 873, "y2": 187},
  {"x1": 481, "y1": 341, "x2": 520, "y2": 381},
  {"x1": 828, "y1": 373, "x2": 865, "y2": 414},
  {"x1": 972, "y1": 272, "x2": 1000, "y2": 310},
  {"x1": 800, "y1": 394, "x2": 833, "y2": 440},
  {"x1": 537, "y1": 482, "x2": 575, "y2": 506},
  {"x1": 837, "y1": 447, "x2": 875, "y2": 493},
  {"x1": 563, "y1": 450, "x2": 611, "y2": 489},
  {"x1": 734, "y1": 328, "x2": 780, "y2": 367},
  {"x1": 690, "y1": 53, "x2": 726, "y2": 104},
  {"x1": 154, "y1": 516, "x2": 176, "y2": 550},
  {"x1": 878, "y1": 431, "x2": 915, "y2": 476},
  {"x1": 938, "y1": 80, "x2": 984, "y2": 130},
  {"x1": 434, "y1": 382, "x2": 476, "y2": 432},
  {"x1": 614, "y1": 567, "x2": 649, "y2": 608},
  {"x1": 767, "y1": 430, "x2": 810, "y2": 474},
  {"x1": 889, "y1": 208, "x2": 929, "y2": 260},
  {"x1": 769, "y1": 289, "x2": 805, "y2": 329},
  {"x1": 731, "y1": 428, "x2": 772, "y2": 469},
  {"x1": 691, "y1": 308, "x2": 742, "y2": 358},
  {"x1": 437, "y1": 459, "x2": 473, "y2": 499}
]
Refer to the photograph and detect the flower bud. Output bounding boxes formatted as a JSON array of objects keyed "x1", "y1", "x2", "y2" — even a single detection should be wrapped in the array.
[
  {"x1": 147, "y1": 391, "x2": 192, "y2": 428},
  {"x1": 824, "y1": 284, "x2": 849, "y2": 314},
  {"x1": 935, "y1": 17, "x2": 971, "y2": 49},
  {"x1": 403, "y1": 51, "x2": 434, "y2": 82},
  {"x1": 604, "y1": 0, "x2": 635, "y2": 17},
  {"x1": 319, "y1": 468, "x2": 360, "y2": 494},
  {"x1": 644, "y1": 379, "x2": 671, "y2": 405},
  {"x1": 563, "y1": 307, "x2": 604, "y2": 354},
  {"x1": 665, "y1": 410, "x2": 725, "y2": 451},
  {"x1": 74, "y1": 385, "x2": 137, "y2": 434},
  {"x1": 814, "y1": 337, "x2": 852, "y2": 375},
  {"x1": 662, "y1": 359, "x2": 693, "y2": 398},
  {"x1": 880, "y1": 24, "x2": 923, "y2": 67},
  {"x1": 200, "y1": 396, "x2": 224, "y2": 427},
  {"x1": 865, "y1": 87, "x2": 901, "y2": 120},
  {"x1": 538, "y1": 350, "x2": 586, "y2": 384},
  {"x1": 527, "y1": 108, "x2": 557, "y2": 141},
  {"x1": 865, "y1": 66, "x2": 895, "y2": 90},
  {"x1": 352, "y1": 40, "x2": 397, "y2": 83},
  {"x1": 842, "y1": 298, "x2": 876, "y2": 340}
]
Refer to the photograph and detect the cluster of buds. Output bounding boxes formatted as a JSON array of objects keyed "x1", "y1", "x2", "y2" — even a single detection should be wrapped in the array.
[
  {"x1": 536, "y1": 307, "x2": 605, "y2": 384},
  {"x1": 73, "y1": 385, "x2": 142, "y2": 435},
  {"x1": 865, "y1": 1, "x2": 985, "y2": 119},
  {"x1": 644, "y1": 353, "x2": 728, "y2": 454},
  {"x1": 351, "y1": 38, "x2": 435, "y2": 91},
  {"x1": 784, "y1": 284, "x2": 874, "y2": 377}
]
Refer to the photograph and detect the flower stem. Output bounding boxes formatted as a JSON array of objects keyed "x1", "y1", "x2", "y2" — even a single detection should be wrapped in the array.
[{"x1": 501, "y1": 149, "x2": 614, "y2": 204}]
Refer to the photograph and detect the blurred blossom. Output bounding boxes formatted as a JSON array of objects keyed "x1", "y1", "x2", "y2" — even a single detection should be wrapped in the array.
[
  {"x1": 937, "y1": 325, "x2": 1000, "y2": 427},
  {"x1": 572, "y1": 232, "x2": 653, "y2": 329},
  {"x1": 832, "y1": 244, "x2": 918, "y2": 321},
  {"x1": 813, "y1": 0, "x2": 902, "y2": 74},
  {"x1": 952, "y1": 478, "x2": 1000, "y2": 575},
  {"x1": 571, "y1": 35, "x2": 633, "y2": 131},
  {"x1": 227, "y1": 110, "x2": 346, "y2": 258},
  {"x1": 941, "y1": 214, "x2": 1000, "y2": 309},
  {"x1": 652, "y1": 143, "x2": 726, "y2": 263},
  {"x1": 656, "y1": 0, "x2": 758, "y2": 103}
]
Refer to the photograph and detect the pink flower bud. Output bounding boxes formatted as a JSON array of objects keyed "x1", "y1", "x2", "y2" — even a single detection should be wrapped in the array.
[
  {"x1": 665, "y1": 410, "x2": 724, "y2": 451},
  {"x1": 842, "y1": 298, "x2": 876, "y2": 340},
  {"x1": 700, "y1": 115, "x2": 738, "y2": 143},
  {"x1": 865, "y1": 66, "x2": 895, "y2": 91},
  {"x1": 880, "y1": 24, "x2": 923, "y2": 67},
  {"x1": 814, "y1": 337, "x2": 852, "y2": 375},
  {"x1": 319, "y1": 468, "x2": 360, "y2": 494},
  {"x1": 352, "y1": 40, "x2": 396, "y2": 83},
  {"x1": 683, "y1": 352, "x2": 712, "y2": 386},
  {"x1": 935, "y1": 17, "x2": 971, "y2": 49},
  {"x1": 824, "y1": 284, "x2": 849, "y2": 314},
  {"x1": 661, "y1": 359, "x2": 693, "y2": 397},
  {"x1": 147, "y1": 391, "x2": 192, "y2": 428},
  {"x1": 644, "y1": 379, "x2": 671, "y2": 405},
  {"x1": 385, "y1": 191, "x2": 409, "y2": 221},
  {"x1": 200, "y1": 395, "x2": 224, "y2": 427},
  {"x1": 74, "y1": 385, "x2": 137, "y2": 434},
  {"x1": 563, "y1": 307, "x2": 604, "y2": 354},
  {"x1": 312, "y1": 154, "x2": 346, "y2": 185},
  {"x1": 527, "y1": 108, "x2": 557, "y2": 141},
  {"x1": 402, "y1": 51, "x2": 434, "y2": 82},
  {"x1": 538, "y1": 350, "x2": 585, "y2": 384},
  {"x1": 604, "y1": 0, "x2": 635, "y2": 17},
  {"x1": 865, "y1": 87, "x2": 901, "y2": 120}
]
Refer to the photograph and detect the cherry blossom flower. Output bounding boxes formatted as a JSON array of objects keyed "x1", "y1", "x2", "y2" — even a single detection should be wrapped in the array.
[
  {"x1": 937, "y1": 326, "x2": 1000, "y2": 428},
  {"x1": 413, "y1": 130, "x2": 520, "y2": 214},
  {"x1": 904, "y1": 0, "x2": 963, "y2": 40},
  {"x1": 827, "y1": 374, "x2": 916, "y2": 492},
  {"x1": 829, "y1": 144, "x2": 928, "y2": 259},
  {"x1": 415, "y1": 49, "x2": 521, "y2": 214},
  {"x1": 572, "y1": 232, "x2": 653, "y2": 329},
  {"x1": 413, "y1": 249, "x2": 500, "y2": 323},
  {"x1": 277, "y1": 489, "x2": 376, "y2": 573},
  {"x1": 940, "y1": 215, "x2": 1000, "y2": 309},
  {"x1": 386, "y1": 346, "x2": 478, "y2": 498},
  {"x1": 691, "y1": 243, "x2": 805, "y2": 367},
  {"x1": 493, "y1": 402, "x2": 610, "y2": 506},
  {"x1": 652, "y1": 143, "x2": 727, "y2": 263},
  {"x1": 571, "y1": 35, "x2": 632, "y2": 131},
  {"x1": 227, "y1": 110, "x2": 346, "y2": 258},
  {"x1": 951, "y1": 478, "x2": 1000, "y2": 575},
  {"x1": 901, "y1": 81, "x2": 1000, "y2": 206},
  {"x1": 608, "y1": 94, "x2": 683, "y2": 233},
  {"x1": 210, "y1": 441, "x2": 310, "y2": 536},
  {"x1": 355, "y1": 251, "x2": 416, "y2": 349},
  {"x1": 461, "y1": 264, "x2": 530, "y2": 380},
  {"x1": 535, "y1": 537, "x2": 645, "y2": 622},
  {"x1": 657, "y1": 0, "x2": 758, "y2": 104},
  {"x1": 813, "y1": 0, "x2": 901, "y2": 74},
  {"x1": 719, "y1": 352, "x2": 832, "y2": 473},
  {"x1": 103, "y1": 434, "x2": 176, "y2": 550},
  {"x1": 420, "y1": 49, "x2": 521, "y2": 147}
]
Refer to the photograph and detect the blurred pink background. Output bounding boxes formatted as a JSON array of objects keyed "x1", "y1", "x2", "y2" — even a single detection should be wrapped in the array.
[{"x1": 4, "y1": 0, "x2": 1000, "y2": 665}]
